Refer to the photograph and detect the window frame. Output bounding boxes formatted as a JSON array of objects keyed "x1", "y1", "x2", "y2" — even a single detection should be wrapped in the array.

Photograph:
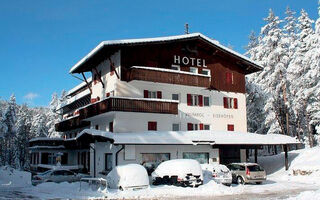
[
  {"x1": 172, "y1": 123, "x2": 180, "y2": 131},
  {"x1": 104, "y1": 153, "x2": 113, "y2": 172},
  {"x1": 203, "y1": 96, "x2": 210, "y2": 107},
  {"x1": 189, "y1": 67, "x2": 198, "y2": 74},
  {"x1": 201, "y1": 69, "x2": 210, "y2": 76}
]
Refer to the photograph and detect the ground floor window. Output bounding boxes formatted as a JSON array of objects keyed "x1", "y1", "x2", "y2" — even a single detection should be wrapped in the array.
[
  {"x1": 148, "y1": 121, "x2": 157, "y2": 131},
  {"x1": 104, "y1": 153, "x2": 113, "y2": 172},
  {"x1": 172, "y1": 123, "x2": 180, "y2": 131},
  {"x1": 48, "y1": 153, "x2": 57, "y2": 165},
  {"x1": 182, "y1": 152, "x2": 209, "y2": 164},
  {"x1": 141, "y1": 153, "x2": 170, "y2": 175}
]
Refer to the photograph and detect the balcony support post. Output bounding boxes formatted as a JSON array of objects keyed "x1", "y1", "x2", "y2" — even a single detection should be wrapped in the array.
[
  {"x1": 81, "y1": 72, "x2": 92, "y2": 94},
  {"x1": 93, "y1": 67, "x2": 105, "y2": 88},
  {"x1": 108, "y1": 58, "x2": 120, "y2": 79}
]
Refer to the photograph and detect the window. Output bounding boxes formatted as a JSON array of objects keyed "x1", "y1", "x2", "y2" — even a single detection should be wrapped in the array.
[
  {"x1": 48, "y1": 153, "x2": 56, "y2": 165},
  {"x1": 109, "y1": 122, "x2": 113, "y2": 132},
  {"x1": 204, "y1": 96, "x2": 210, "y2": 106},
  {"x1": 171, "y1": 65, "x2": 180, "y2": 70},
  {"x1": 189, "y1": 67, "x2": 198, "y2": 74},
  {"x1": 144, "y1": 90, "x2": 162, "y2": 99},
  {"x1": 223, "y1": 97, "x2": 238, "y2": 109},
  {"x1": 204, "y1": 124, "x2": 210, "y2": 130},
  {"x1": 187, "y1": 94, "x2": 203, "y2": 106},
  {"x1": 172, "y1": 94, "x2": 179, "y2": 101},
  {"x1": 226, "y1": 72, "x2": 234, "y2": 84},
  {"x1": 141, "y1": 153, "x2": 170, "y2": 175},
  {"x1": 182, "y1": 152, "x2": 209, "y2": 164},
  {"x1": 172, "y1": 123, "x2": 180, "y2": 131},
  {"x1": 105, "y1": 153, "x2": 113, "y2": 172},
  {"x1": 227, "y1": 124, "x2": 234, "y2": 131},
  {"x1": 148, "y1": 121, "x2": 157, "y2": 131},
  {"x1": 188, "y1": 123, "x2": 205, "y2": 131},
  {"x1": 201, "y1": 69, "x2": 210, "y2": 76}
]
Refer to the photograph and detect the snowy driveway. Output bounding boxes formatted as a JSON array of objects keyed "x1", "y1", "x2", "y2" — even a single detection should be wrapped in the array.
[{"x1": 1, "y1": 175, "x2": 318, "y2": 200}]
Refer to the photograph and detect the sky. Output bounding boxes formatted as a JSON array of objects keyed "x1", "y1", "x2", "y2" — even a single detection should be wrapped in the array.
[{"x1": 0, "y1": 0, "x2": 318, "y2": 107}]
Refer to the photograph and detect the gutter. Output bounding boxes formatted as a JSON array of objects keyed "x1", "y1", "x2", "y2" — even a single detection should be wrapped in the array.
[{"x1": 115, "y1": 145, "x2": 124, "y2": 166}]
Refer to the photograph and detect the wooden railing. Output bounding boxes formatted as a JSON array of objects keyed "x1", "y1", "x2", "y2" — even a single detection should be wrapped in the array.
[
  {"x1": 128, "y1": 67, "x2": 211, "y2": 88},
  {"x1": 55, "y1": 97, "x2": 178, "y2": 132},
  {"x1": 55, "y1": 116, "x2": 90, "y2": 132},
  {"x1": 80, "y1": 97, "x2": 178, "y2": 119}
]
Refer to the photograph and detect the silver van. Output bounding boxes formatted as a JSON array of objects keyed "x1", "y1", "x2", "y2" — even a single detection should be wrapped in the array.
[{"x1": 226, "y1": 163, "x2": 266, "y2": 184}]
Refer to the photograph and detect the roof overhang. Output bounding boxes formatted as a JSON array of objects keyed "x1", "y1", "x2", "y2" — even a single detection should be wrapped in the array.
[
  {"x1": 69, "y1": 33, "x2": 263, "y2": 74},
  {"x1": 74, "y1": 129, "x2": 300, "y2": 146}
]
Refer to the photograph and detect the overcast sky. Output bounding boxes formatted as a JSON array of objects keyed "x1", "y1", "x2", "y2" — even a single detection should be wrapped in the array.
[{"x1": 0, "y1": 0, "x2": 318, "y2": 107}]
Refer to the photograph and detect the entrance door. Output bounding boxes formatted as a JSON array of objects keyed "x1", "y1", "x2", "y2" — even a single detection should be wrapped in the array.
[{"x1": 219, "y1": 148, "x2": 240, "y2": 165}]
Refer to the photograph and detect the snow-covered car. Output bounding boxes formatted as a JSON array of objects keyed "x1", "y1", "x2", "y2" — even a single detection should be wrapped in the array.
[
  {"x1": 151, "y1": 159, "x2": 203, "y2": 187},
  {"x1": 106, "y1": 164, "x2": 149, "y2": 190},
  {"x1": 32, "y1": 169, "x2": 88, "y2": 185},
  {"x1": 201, "y1": 163, "x2": 232, "y2": 186},
  {"x1": 227, "y1": 163, "x2": 266, "y2": 184}
]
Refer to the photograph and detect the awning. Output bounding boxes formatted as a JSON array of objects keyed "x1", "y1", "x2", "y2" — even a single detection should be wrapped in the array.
[{"x1": 76, "y1": 129, "x2": 300, "y2": 146}]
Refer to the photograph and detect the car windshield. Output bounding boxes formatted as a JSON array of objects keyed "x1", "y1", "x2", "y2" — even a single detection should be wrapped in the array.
[{"x1": 247, "y1": 165, "x2": 264, "y2": 171}]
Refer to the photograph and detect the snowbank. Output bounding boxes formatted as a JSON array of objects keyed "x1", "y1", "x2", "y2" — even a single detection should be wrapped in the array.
[
  {"x1": 286, "y1": 189, "x2": 320, "y2": 200},
  {"x1": 0, "y1": 166, "x2": 31, "y2": 187},
  {"x1": 253, "y1": 146, "x2": 320, "y2": 176}
]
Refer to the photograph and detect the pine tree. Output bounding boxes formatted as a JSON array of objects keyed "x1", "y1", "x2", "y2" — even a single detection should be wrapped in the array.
[{"x1": 2, "y1": 95, "x2": 17, "y2": 165}]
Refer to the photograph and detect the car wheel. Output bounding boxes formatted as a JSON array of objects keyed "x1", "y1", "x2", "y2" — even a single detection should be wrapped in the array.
[
  {"x1": 237, "y1": 176, "x2": 245, "y2": 185},
  {"x1": 119, "y1": 186, "x2": 124, "y2": 191},
  {"x1": 256, "y1": 182, "x2": 262, "y2": 185}
]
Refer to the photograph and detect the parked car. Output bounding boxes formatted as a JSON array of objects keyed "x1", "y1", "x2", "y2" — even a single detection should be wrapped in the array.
[
  {"x1": 106, "y1": 164, "x2": 149, "y2": 190},
  {"x1": 201, "y1": 163, "x2": 232, "y2": 186},
  {"x1": 226, "y1": 163, "x2": 266, "y2": 185},
  {"x1": 151, "y1": 159, "x2": 203, "y2": 187},
  {"x1": 32, "y1": 169, "x2": 88, "y2": 185}
]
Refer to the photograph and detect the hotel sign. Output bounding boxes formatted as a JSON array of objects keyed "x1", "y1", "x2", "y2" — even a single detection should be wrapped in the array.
[{"x1": 173, "y1": 55, "x2": 207, "y2": 67}]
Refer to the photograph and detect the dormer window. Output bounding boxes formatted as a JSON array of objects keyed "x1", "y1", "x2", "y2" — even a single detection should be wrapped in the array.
[
  {"x1": 201, "y1": 69, "x2": 210, "y2": 76},
  {"x1": 171, "y1": 65, "x2": 180, "y2": 71},
  {"x1": 189, "y1": 67, "x2": 198, "y2": 74}
]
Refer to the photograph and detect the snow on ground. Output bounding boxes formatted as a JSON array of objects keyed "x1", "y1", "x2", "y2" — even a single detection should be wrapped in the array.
[
  {"x1": 1, "y1": 147, "x2": 320, "y2": 199},
  {"x1": 0, "y1": 166, "x2": 31, "y2": 187}
]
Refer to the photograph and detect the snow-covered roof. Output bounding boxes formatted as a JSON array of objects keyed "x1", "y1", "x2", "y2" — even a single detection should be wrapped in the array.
[
  {"x1": 29, "y1": 137, "x2": 64, "y2": 143},
  {"x1": 67, "y1": 77, "x2": 92, "y2": 96},
  {"x1": 76, "y1": 129, "x2": 300, "y2": 146},
  {"x1": 69, "y1": 33, "x2": 263, "y2": 74},
  {"x1": 131, "y1": 66, "x2": 211, "y2": 77},
  {"x1": 28, "y1": 145, "x2": 65, "y2": 150}
]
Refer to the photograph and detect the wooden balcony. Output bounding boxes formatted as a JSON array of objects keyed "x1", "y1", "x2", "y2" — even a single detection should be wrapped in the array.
[
  {"x1": 80, "y1": 97, "x2": 178, "y2": 119},
  {"x1": 127, "y1": 67, "x2": 211, "y2": 88},
  {"x1": 55, "y1": 115, "x2": 90, "y2": 132},
  {"x1": 55, "y1": 97, "x2": 178, "y2": 132}
]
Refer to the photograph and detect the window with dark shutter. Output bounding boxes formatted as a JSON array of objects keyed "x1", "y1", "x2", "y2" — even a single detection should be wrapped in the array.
[
  {"x1": 187, "y1": 94, "x2": 192, "y2": 106},
  {"x1": 223, "y1": 97, "x2": 228, "y2": 108},
  {"x1": 109, "y1": 122, "x2": 113, "y2": 132},
  {"x1": 144, "y1": 90, "x2": 148, "y2": 98},
  {"x1": 226, "y1": 72, "x2": 233, "y2": 84},
  {"x1": 234, "y1": 98, "x2": 238, "y2": 109},
  {"x1": 227, "y1": 124, "x2": 234, "y2": 131},
  {"x1": 148, "y1": 121, "x2": 157, "y2": 131},
  {"x1": 187, "y1": 123, "x2": 193, "y2": 131},
  {"x1": 157, "y1": 91, "x2": 162, "y2": 99},
  {"x1": 199, "y1": 95, "x2": 203, "y2": 107},
  {"x1": 199, "y1": 123, "x2": 204, "y2": 130}
]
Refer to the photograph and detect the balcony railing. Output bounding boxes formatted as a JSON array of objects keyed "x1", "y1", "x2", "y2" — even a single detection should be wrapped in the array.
[
  {"x1": 128, "y1": 66, "x2": 211, "y2": 88},
  {"x1": 55, "y1": 97, "x2": 178, "y2": 132},
  {"x1": 80, "y1": 97, "x2": 178, "y2": 119}
]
